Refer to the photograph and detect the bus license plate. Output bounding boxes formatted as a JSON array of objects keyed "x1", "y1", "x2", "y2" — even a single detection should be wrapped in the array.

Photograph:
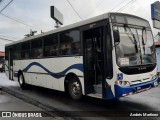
[{"x1": 136, "y1": 87, "x2": 141, "y2": 90}]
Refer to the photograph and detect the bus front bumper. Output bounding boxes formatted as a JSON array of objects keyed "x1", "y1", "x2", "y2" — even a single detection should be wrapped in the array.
[{"x1": 114, "y1": 77, "x2": 159, "y2": 98}]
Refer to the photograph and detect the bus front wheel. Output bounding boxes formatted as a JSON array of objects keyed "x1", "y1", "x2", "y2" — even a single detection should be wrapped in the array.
[
  {"x1": 68, "y1": 77, "x2": 82, "y2": 100},
  {"x1": 18, "y1": 73, "x2": 26, "y2": 89}
]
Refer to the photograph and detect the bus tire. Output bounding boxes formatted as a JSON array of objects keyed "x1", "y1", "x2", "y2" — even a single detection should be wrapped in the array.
[
  {"x1": 18, "y1": 73, "x2": 26, "y2": 89},
  {"x1": 68, "y1": 77, "x2": 82, "y2": 100}
]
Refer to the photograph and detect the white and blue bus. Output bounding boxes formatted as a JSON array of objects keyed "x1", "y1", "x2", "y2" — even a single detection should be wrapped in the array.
[{"x1": 5, "y1": 12, "x2": 158, "y2": 100}]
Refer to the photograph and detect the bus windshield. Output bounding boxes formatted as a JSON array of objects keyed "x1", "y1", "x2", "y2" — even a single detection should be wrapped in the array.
[{"x1": 113, "y1": 26, "x2": 156, "y2": 67}]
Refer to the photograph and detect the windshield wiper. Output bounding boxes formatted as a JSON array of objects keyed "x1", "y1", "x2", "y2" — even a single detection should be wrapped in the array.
[
  {"x1": 142, "y1": 27, "x2": 146, "y2": 54},
  {"x1": 124, "y1": 24, "x2": 138, "y2": 53},
  {"x1": 142, "y1": 27, "x2": 146, "y2": 45}
]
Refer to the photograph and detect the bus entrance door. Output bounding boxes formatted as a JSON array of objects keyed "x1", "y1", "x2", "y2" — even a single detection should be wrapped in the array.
[
  {"x1": 83, "y1": 27, "x2": 104, "y2": 95},
  {"x1": 8, "y1": 48, "x2": 13, "y2": 80}
]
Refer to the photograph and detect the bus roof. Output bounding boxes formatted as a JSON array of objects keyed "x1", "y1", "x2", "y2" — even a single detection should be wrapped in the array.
[{"x1": 5, "y1": 12, "x2": 148, "y2": 47}]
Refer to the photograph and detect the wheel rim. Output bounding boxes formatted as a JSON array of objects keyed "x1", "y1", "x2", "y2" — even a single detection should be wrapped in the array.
[
  {"x1": 71, "y1": 81, "x2": 81, "y2": 96},
  {"x1": 19, "y1": 75, "x2": 23, "y2": 85}
]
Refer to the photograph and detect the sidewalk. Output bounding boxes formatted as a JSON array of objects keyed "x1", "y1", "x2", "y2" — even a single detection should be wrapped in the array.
[
  {"x1": 0, "y1": 73, "x2": 63, "y2": 120},
  {"x1": 0, "y1": 73, "x2": 70, "y2": 120},
  {"x1": 0, "y1": 90, "x2": 56, "y2": 120}
]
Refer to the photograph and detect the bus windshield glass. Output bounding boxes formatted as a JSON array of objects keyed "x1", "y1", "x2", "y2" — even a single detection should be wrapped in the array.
[{"x1": 113, "y1": 26, "x2": 156, "y2": 67}]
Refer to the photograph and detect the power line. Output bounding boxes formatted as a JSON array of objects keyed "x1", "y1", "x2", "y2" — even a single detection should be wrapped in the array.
[
  {"x1": 0, "y1": 0, "x2": 13, "y2": 13},
  {"x1": 0, "y1": 13, "x2": 34, "y2": 27},
  {"x1": 119, "y1": 0, "x2": 139, "y2": 13},
  {"x1": 0, "y1": 34, "x2": 18, "y2": 40},
  {"x1": 117, "y1": 0, "x2": 136, "y2": 12},
  {"x1": 118, "y1": 0, "x2": 136, "y2": 12},
  {"x1": 0, "y1": 13, "x2": 42, "y2": 31},
  {"x1": 0, "y1": 37, "x2": 15, "y2": 42},
  {"x1": 0, "y1": 0, "x2": 42, "y2": 31},
  {"x1": 66, "y1": 0, "x2": 82, "y2": 20},
  {"x1": 0, "y1": 0, "x2": 54, "y2": 32},
  {"x1": 84, "y1": 0, "x2": 105, "y2": 18},
  {"x1": 0, "y1": 0, "x2": 4, "y2": 5},
  {"x1": 76, "y1": 0, "x2": 90, "y2": 12},
  {"x1": 110, "y1": 0, "x2": 128, "y2": 12},
  {"x1": 81, "y1": 0, "x2": 134, "y2": 19},
  {"x1": 0, "y1": 0, "x2": 41, "y2": 31},
  {"x1": 0, "y1": 0, "x2": 37, "y2": 29}
]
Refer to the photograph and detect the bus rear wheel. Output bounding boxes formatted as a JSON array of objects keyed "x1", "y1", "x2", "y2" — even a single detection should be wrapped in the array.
[
  {"x1": 68, "y1": 77, "x2": 82, "y2": 100},
  {"x1": 18, "y1": 73, "x2": 26, "y2": 89}
]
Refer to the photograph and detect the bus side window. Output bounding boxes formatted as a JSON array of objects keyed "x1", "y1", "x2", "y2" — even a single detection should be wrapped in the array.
[
  {"x1": 43, "y1": 34, "x2": 58, "y2": 57},
  {"x1": 21, "y1": 42, "x2": 30, "y2": 59},
  {"x1": 60, "y1": 29, "x2": 81, "y2": 56},
  {"x1": 13, "y1": 44, "x2": 21, "y2": 60},
  {"x1": 31, "y1": 38, "x2": 43, "y2": 58},
  {"x1": 66, "y1": 43, "x2": 80, "y2": 55},
  {"x1": 60, "y1": 44, "x2": 67, "y2": 55}
]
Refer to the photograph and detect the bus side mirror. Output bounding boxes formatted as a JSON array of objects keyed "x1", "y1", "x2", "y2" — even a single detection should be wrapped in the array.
[{"x1": 113, "y1": 30, "x2": 120, "y2": 43}]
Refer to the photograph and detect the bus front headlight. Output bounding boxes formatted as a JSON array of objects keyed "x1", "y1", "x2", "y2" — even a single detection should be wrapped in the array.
[
  {"x1": 152, "y1": 75, "x2": 157, "y2": 80},
  {"x1": 115, "y1": 81, "x2": 130, "y2": 87}
]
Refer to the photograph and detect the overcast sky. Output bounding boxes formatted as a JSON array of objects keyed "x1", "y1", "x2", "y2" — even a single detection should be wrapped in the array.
[{"x1": 0, "y1": 0, "x2": 159, "y2": 50}]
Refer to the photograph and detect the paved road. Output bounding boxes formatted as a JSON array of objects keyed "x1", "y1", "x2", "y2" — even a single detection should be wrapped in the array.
[
  {"x1": 0, "y1": 73, "x2": 160, "y2": 120},
  {"x1": 0, "y1": 90, "x2": 57, "y2": 120}
]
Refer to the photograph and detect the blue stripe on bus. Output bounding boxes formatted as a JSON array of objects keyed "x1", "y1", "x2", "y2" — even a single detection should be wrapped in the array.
[
  {"x1": 22, "y1": 62, "x2": 83, "y2": 79},
  {"x1": 114, "y1": 77, "x2": 158, "y2": 98}
]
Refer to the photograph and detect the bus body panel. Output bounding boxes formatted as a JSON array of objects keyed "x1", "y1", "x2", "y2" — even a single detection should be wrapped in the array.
[{"x1": 13, "y1": 56, "x2": 84, "y2": 92}]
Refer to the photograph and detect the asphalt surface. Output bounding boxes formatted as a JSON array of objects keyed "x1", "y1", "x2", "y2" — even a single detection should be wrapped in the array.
[
  {"x1": 0, "y1": 90, "x2": 58, "y2": 120},
  {"x1": 0, "y1": 73, "x2": 160, "y2": 120}
]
